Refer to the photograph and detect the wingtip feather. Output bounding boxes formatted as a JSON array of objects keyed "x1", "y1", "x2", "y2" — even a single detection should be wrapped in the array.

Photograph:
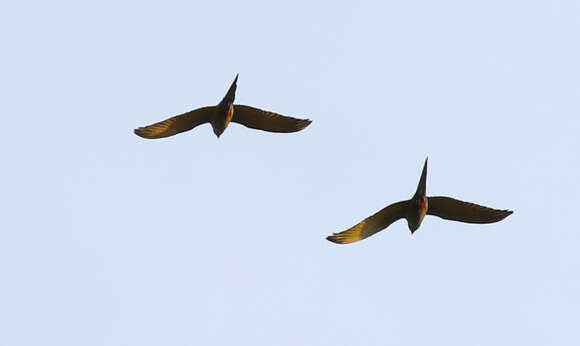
[
  {"x1": 297, "y1": 119, "x2": 312, "y2": 131},
  {"x1": 326, "y1": 234, "x2": 346, "y2": 244},
  {"x1": 134, "y1": 127, "x2": 148, "y2": 138},
  {"x1": 501, "y1": 209, "x2": 514, "y2": 220}
]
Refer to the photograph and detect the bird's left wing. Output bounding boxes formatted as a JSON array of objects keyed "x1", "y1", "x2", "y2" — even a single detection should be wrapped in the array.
[
  {"x1": 327, "y1": 201, "x2": 408, "y2": 244},
  {"x1": 232, "y1": 105, "x2": 311, "y2": 133},
  {"x1": 134, "y1": 106, "x2": 214, "y2": 139}
]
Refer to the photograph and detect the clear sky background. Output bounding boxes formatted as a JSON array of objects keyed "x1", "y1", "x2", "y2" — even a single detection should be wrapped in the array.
[{"x1": 1, "y1": 1, "x2": 579, "y2": 345}]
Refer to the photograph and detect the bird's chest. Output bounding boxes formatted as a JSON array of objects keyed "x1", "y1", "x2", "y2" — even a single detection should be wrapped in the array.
[
  {"x1": 418, "y1": 199, "x2": 428, "y2": 224},
  {"x1": 406, "y1": 199, "x2": 428, "y2": 231},
  {"x1": 210, "y1": 105, "x2": 234, "y2": 135}
]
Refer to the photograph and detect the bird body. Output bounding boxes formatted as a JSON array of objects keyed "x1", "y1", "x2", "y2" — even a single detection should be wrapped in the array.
[
  {"x1": 134, "y1": 74, "x2": 311, "y2": 139},
  {"x1": 209, "y1": 104, "x2": 234, "y2": 137},
  {"x1": 326, "y1": 158, "x2": 513, "y2": 244},
  {"x1": 407, "y1": 195, "x2": 428, "y2": 232},
  {"x1": 209, "y1": 75, "x2": 238, "y2": 137}
]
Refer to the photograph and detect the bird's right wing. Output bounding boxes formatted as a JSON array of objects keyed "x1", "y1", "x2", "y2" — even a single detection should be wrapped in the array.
[
  {"x1": 427, "y1": 196, "x2": 513, "y2": 223},
  {"x1": 134, "y1": 106, "x2": 214, "y2": 139},
  {"x1": 327, "y1": 201, "x2": 408, "y2": 244},
  {"x1": 232, "y1": 105, "x2": 311, "y2": 133}
]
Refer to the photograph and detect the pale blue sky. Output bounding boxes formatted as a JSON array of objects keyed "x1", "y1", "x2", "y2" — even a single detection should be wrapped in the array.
[{"x1": 1, "y1": 1, "x2": 579, "y2": 345}]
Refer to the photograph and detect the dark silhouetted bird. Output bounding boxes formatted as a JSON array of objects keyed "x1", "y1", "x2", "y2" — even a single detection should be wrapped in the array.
[
  {"x1": 134, "y1": 74, "x2": 311, "y2": 139},
  {"x1": 327, "y1": 158, "x2": 513, "y2": 244}
]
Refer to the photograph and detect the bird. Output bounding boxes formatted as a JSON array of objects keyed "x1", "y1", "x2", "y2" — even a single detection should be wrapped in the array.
[
  {"x1": 326, "y1": 158, "x2": 513, "y2": 244},
  {"x1": 134, "y1": 74, "x2": 311, "y2": 139}
]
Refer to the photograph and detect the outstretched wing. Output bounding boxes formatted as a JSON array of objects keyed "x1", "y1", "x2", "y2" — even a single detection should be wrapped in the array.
[
  {"x1": 134, "y1": 106, "x2": 214, "y2": 139},
  {"x1": 427, "y1": 196, "x2": 513, "y2": 223},
  {"x1": 232, "y1": 105, "x2": 311, "y2": 133},
  {"x1": 327, "y1": 201, "x2": 408, "y2": 244}
]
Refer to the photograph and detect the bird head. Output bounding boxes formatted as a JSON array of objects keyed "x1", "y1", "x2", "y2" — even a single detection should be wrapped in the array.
[{"x1": 212, "y1": 118, "x2": 227, "y2": 137}]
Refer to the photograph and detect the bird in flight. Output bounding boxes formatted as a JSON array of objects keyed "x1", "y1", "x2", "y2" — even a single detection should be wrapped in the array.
[
  {"x1": 327, "y1": 158, "x2": 513, "y2": 244},
  {"x1": 134, "y1": 74, "x2": 311, "y2": 139}
]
